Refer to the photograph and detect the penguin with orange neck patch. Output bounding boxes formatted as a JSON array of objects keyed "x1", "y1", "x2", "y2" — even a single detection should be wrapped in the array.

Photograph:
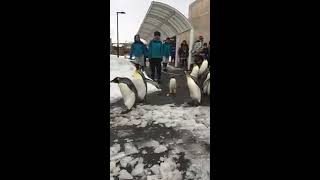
[
  {"x1": 132, "y1": 64, "x2": 147, "y2": 102},
  {"x1": 130, "y1": 61, "x2": 160, "y2": 103}
]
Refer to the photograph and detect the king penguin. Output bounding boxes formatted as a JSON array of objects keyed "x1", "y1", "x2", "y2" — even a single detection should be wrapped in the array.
[
  {"x1": 199, "y1": 59, "x2": 208, "y2": 76},
  {"x1": 130, "y1": 61, "x2": 161, "y2": 98},
  {"x1": 190, "y1": 65, "x2": 200, "y2": 79},
  {"x1": 185, "y1": 71, "x2": 201, "y2": 106},
  {"x1": 111, "y1": 77, "x2": 138, "y2": 113},
  {"x1": 131, "y1": 64, "x2": 148, "y2": 102},
  {"x1": 169, "y1": 76, "x2": 177, "y2": 95},
  {"x1": 203, "y1": 72, "x2": 210, "y2": 95}
]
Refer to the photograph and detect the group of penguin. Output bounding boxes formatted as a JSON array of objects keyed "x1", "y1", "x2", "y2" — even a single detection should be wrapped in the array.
[
  {"x1": 110, "y1": 62, "x2": 159, "y2": 113},
  {"x1": 185, "y1": 59, "x2": 210, "y2": 106},
  {"x1": 110, "y1": 60, "x2": 210, "y2": 113}
]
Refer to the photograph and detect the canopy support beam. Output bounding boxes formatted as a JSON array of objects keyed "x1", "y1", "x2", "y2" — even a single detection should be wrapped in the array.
[{"x1": 188, "y1": 28, "x2": 194, "y2": 70}]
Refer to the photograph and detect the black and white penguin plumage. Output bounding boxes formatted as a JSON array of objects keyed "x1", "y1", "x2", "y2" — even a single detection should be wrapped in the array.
[
  {"x1": 140, "y1": 71, "x2": 161, "y2": 90},
  {"x1": 132, "y1": 69, "x2": 148, "y2": 102},
  {"x1": 130, "y1": 61, "x2": 161, "y2": 95},
  {"x1": 190, "y1": 65, "x2": 200, "y2": 79},
  {"x1": 185, "y1": 71, "x2": 201, "y2": 106},
  {"x1": 169, "y1": 76, "x2": 177, "y2": 95},
  {"x1": 202, "y1": 72, "x2": 210, "y2": 95},
  {"x1": 111, "y1": 77, "x2": 138, "y2": 112},
  {"x1": 199, "y1": 59, "x2": 208, "y2": 76}
]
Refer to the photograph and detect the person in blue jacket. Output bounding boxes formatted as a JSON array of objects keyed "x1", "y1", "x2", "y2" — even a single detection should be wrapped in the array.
[
  {"x1": 148, "y1": 31, "x2": 163, "y2": 83},
  {"x1": 162, "y1": 37, "x2": 172, "y2": 72},
  {"x1": 130, "y1": 34, "x2": 146, "y2": 70}
]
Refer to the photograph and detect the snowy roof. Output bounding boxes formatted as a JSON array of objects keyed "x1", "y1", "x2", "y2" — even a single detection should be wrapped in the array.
[{"x1": 137, "y1": 1, "x2": 193, "y2": 42}]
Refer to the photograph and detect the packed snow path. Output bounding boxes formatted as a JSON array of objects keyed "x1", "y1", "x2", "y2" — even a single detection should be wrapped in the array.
[{"x1": 109, "y1": 61, "x2": 211, "y2": 180}]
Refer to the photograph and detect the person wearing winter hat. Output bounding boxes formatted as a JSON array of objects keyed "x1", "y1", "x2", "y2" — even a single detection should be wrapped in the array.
[
  {"x1": 130, "y1": 34, "x2": 146, "y2": 70},
  {"x1": 162, "y1": 37, "x2": 172, "y2": 72},
  {"x1": 148, "y1": 31, "x2": 163, "y2": 83}
]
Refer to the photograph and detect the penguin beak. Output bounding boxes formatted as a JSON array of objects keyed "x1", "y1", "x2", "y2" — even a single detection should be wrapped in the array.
[{"x1": 110, "y1": 78, "x2": 117, "y2": 83}]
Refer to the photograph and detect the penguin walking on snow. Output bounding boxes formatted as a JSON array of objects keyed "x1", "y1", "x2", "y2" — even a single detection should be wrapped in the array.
[
  {"x1": 131, "y1": 62, "x2": 161, "y2": 103},
  {"x1": 131, "y1": 61, "x2": 161, "y2": 88},
  {"x1": 169, "y1": 76, "x2": 177, "y2": 95},
  {"x1": 185, "y1": 71, "x2": 201, "y2": 106},
  {"x1": 132, "y1": 68, "x2": 148, "y2": 102},
  {"x1": 110, "y1": 77, "x2": 138, "y2": 113}
]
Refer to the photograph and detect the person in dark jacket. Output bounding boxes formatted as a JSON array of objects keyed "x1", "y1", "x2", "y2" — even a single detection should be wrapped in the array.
[
  {"x1": 178, "y1": 40, "x2": 189, "y2": 70},
  {"x1": 191, "y1": 36, "x2": 204, "y2": 70},
  {"x1": 201, "y1": 43, "x2": 209, "y2": 60},
  {"x1": 148, "y1": 31, "x2": 163, "y2": 83},
  {"x1": 162, "y1": 37, "x2": 172, "y2": 72},
  {"x1": 130, "y1": 35, "x2": 146, "y2": 70},
  {"x1": 171, "y1": 42, "x2": 176, "y2": 64}
]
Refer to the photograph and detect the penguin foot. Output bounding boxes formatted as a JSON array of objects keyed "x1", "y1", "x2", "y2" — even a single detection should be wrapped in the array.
[
  {"x1": 140, "y1": 100, "x2": 147, "y2": 105},
  {"x1": 187, "y1": 101, "x2": 194, "y2": 106},
  {"x1": 187, "y1": 100, "x2": 200, "y2": 107},
  {"x1": 121, "y1": 109, "x2": 132, "y2": 114}
]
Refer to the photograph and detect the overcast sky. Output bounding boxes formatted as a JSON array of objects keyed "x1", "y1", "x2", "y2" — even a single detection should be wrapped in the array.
[{"x1": 110, "y1": 0, "x2": 195, "y2": 43}]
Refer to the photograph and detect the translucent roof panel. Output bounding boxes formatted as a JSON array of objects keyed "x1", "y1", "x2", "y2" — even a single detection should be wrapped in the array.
[{"x1": 137, "y1": 1, "x2": 193, "y2": 42}]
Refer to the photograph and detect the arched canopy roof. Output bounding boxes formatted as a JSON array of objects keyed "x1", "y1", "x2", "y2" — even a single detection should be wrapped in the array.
[{"x1": 137, "y1": 1, "x2": 193, "y2": 42}]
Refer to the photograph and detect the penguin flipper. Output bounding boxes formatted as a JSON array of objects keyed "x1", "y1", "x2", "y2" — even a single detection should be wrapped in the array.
[
  {"x1": 188, "y1": 99, "x2": 200, "y2": 107},
  {"x1": 145, "y1": 79, "x2": 161, "y2": 89}
]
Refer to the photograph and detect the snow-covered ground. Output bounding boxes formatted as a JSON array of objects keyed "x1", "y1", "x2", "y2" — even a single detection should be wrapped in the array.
[
  {"x1": 110, "y1": 55, "x2": 160, "y2": 103},
  {"x1": 109, "y1": 55, "x2": 210, "y2": 180},
  {"x1": 110, "y1": 104, "x2": 210, "y2": 144},
  {"x1": 110, "y1": 104, "x2": 210, "y2": 180}
]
